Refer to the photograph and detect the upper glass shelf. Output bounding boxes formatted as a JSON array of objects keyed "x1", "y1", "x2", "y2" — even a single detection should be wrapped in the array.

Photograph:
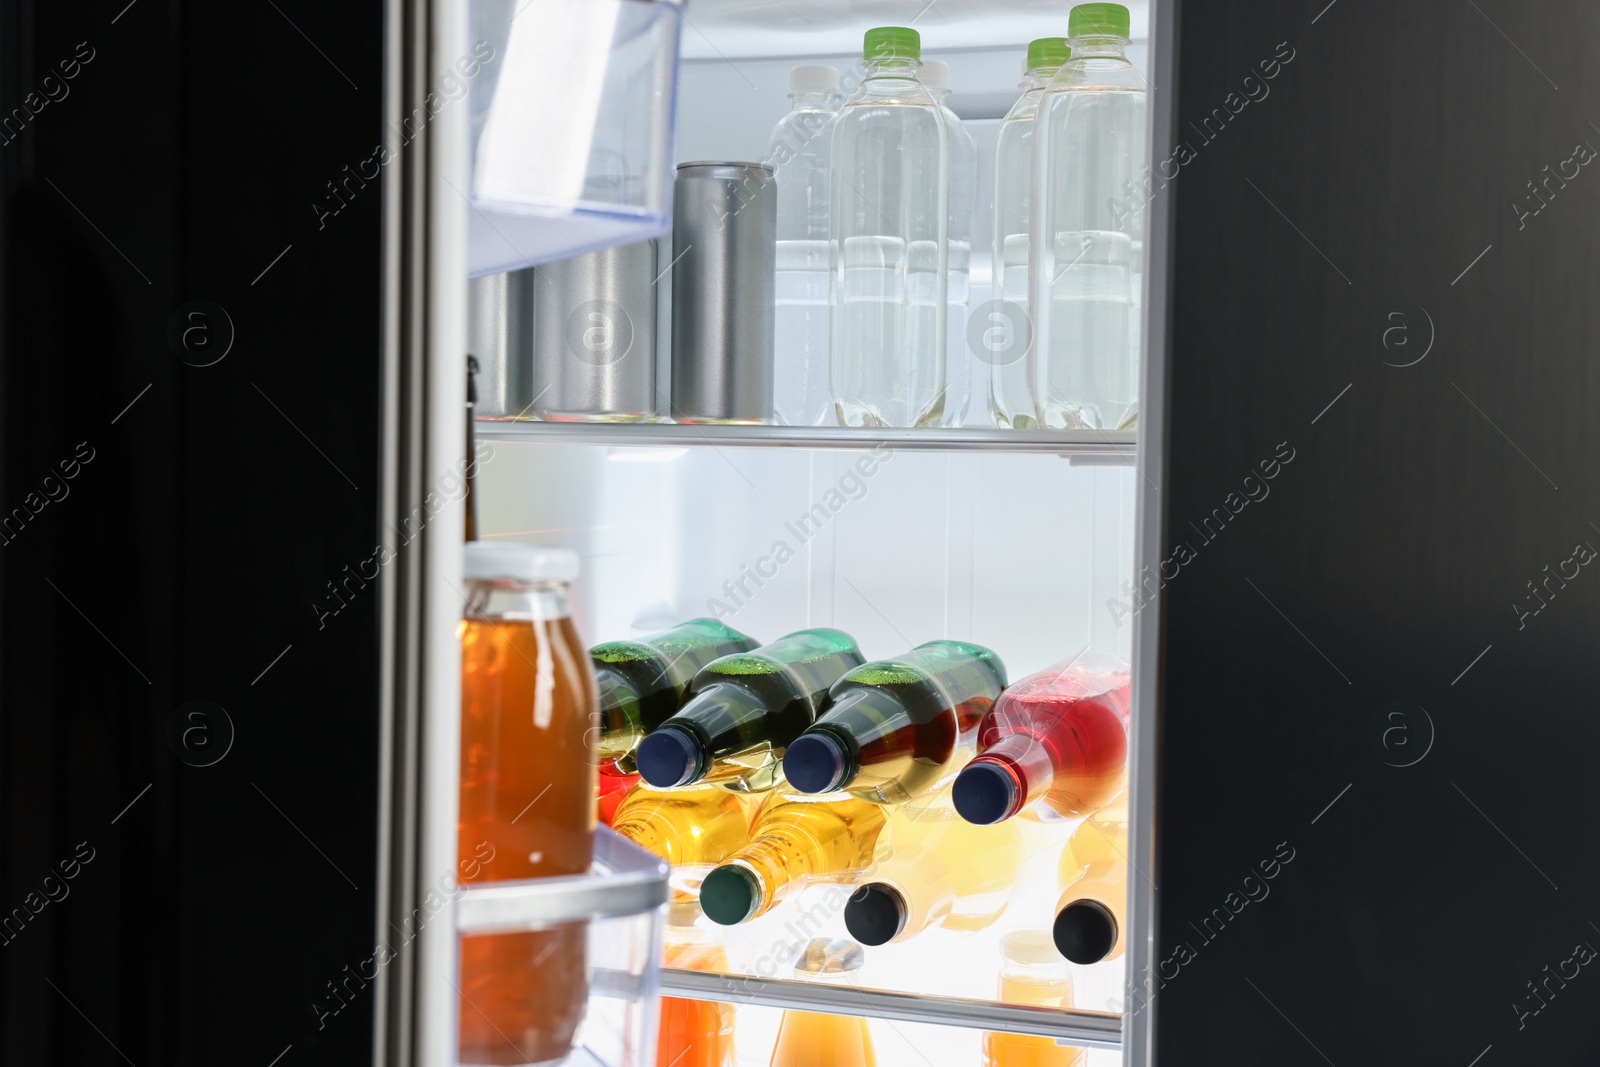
[{"x1": 474, "y1": 419, "x2": 1136, "y2": 460}]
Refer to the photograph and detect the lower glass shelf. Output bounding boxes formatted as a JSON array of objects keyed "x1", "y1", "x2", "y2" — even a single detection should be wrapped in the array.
[{"x1": 658, "y1": 967, "x2": 1122, "y2": 1049}]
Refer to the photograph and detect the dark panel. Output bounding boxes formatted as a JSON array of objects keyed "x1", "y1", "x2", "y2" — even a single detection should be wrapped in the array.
[
  {"x1": 0, "y1": 1, "x2": 384, "y2": 1065},
  {"x1": 1155, "y1": 2, "x2": 1600, "y2": 1064}
]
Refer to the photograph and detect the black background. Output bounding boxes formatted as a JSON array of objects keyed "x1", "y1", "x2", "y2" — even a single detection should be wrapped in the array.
[
  {"x1": 1, "y1": 0, "x2": 383, "y2": 1063},
  {"x1": 1156, "y1": 1, "x2": 1600, "y2": 1063}
]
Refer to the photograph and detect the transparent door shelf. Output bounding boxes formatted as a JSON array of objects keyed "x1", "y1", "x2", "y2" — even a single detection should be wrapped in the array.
[
  {"x1": 475, "y1": 417, "x2": 1136, "y2": 460},
  {"x1": 455, "y1": 828, "x2": 670, "y2": 1067}
]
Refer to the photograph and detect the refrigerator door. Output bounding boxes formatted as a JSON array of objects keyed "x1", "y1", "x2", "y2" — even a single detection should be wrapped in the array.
[{"x1": 1135, "y1": 1, "x2": 1600, "y2": 1064}]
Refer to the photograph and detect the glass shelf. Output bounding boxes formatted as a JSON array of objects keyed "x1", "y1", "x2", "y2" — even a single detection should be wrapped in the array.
[
  {"x1": 658, "y1": 968, "x2": 1122, "y2": 1049},
  {"x1": 475, "y1": 418, "x2": 1136, "y2": 460}
]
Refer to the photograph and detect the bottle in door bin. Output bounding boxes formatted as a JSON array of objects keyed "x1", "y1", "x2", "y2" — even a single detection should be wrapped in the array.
[
  {"x1": 843, "y1": 789, "x2": 1025, "y2": 945},
  {"x1": 1052, "y1": 802, "x2": 1128, "y2": 964},
  {"x1": 783, "y1": 640, "x2": 1006, "y2": 804},
  {"x1": 699, "y1": 790, "x2": 888, "y2": 925},
  {"x1": 952, "y1": 652, "x2": 1130, "y2": 825},
  {"x1": 457, "y1": 542, "x2": 598, "y2": 1067},
  {"x1": 990, "y1": 38, "x2": 1071, "y2": 429},
  {"x1": 610, "y1": 780, "x2": 758, "y2": 873},
  {"x1": 983, "y1": 931, "x2": 1085, "y2": 1067},
  {"x1": 591, "y1": 619, "x2": 761, "y2": 776},
  {"x1": 658, "y1": 900, "x2": 738, "y2": 1067},
  {"x1": 634, "y1": 628, "x2": 865, "y2": 793},
  {"x1": 769, "y1": 939, "x2": 878, "y2": 1067}
]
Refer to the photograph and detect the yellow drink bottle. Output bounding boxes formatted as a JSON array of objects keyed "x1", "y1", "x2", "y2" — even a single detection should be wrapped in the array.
[
  {"x1": 1052, "y1": 803, "x2": 1128, "y2": 964},
  {"x1": 983, "y1": 931, "x2": 1085, "y2": 1067},
  {"x1": 699, "y1": 791, "x2": 888, "y2": 925},
  {"x1": 844, "y1": 788, "x2": 1025, "y2": 945},
  {"x1": 610, "y1": 781, "x2": 757, "y2": 876},
  {"x1": 769, "y1": 939, "x2": 877, "y2": 1067},
  {"x1": 658, "y1": 901, "x2": 737, "y2": 1067}
]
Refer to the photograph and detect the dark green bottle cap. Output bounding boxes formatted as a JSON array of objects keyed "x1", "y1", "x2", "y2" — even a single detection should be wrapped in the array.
[{"x1": 700, "y1": 864, "x2": 761, "y2": 926}]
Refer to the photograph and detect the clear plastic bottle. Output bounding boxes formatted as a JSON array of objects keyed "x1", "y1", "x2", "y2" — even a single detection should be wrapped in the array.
[
  {"x1": 1052, "y1": 803, "x2": 1128, "y2": 964},
  {"x1": 990, "y1": 38, "x2": 1070, "y2": 429},
  {"x1": 1031, "y1": 4, "x2": 1147, "y2": 430},
  {"x1": 920, "y1": 60, "x2": 978, "y2": 427},
  {"x1": 830, "y1": 27, "x2": 949, "y2": 428},
  {"x1": 771, "y1": 65, "x2": 841, "y2": 427}
]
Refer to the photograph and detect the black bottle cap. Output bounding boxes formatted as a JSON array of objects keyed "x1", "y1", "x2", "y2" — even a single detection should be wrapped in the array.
[
  {"x1": 699, "y1": 864, "x2": 761, "y2": 926},
  {"x1": 952, "y1": 761, "x2": 1016, "y2": 825},
  {"x1": 1052, "y1": 899, "x2": 1118, "y2": 964},
  {"x1": 635, "y1": 726, "x2": 701, "y2": 788},
  {"x1": 843, "y1": 883, "x2": 908, "y2": 946},
  {"x1": 783, "y1": 733, "x2": 849, "y2": 794}
]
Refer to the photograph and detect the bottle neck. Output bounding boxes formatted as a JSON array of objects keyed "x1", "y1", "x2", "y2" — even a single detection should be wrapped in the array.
[
  {"x1": 971, "y1": 733, "x2": 1055, "y2": 820},
  {"x1": 1067, "y1": 35, "x2": 1129, "y2": 61},
  {"x1": 863, "y1": 56, "x2": 920, "y2": 80},
  {"x1": 463, "y1": 578, "x2": 570, "y2": 621},
  {"x1": 789, "y1": 90, "x2": 836, "y2": 109},
  {"x1": 1025, "y1": 65, "x2": 1061, "y2": 90}
]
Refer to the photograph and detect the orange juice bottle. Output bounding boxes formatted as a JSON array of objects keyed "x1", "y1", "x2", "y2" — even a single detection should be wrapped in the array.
[
  {"x1": 658, "y1": 901, "x2": 738, "y2": 1067},
  {"x1": 983, "y1": 931, "x2": 1085, "y2": 1067},
  {"x1": 457, "y1": 543, "x2": 597, "y2": 1066},
  {"x1": 769, "y1": 939, "x2": 877, "y2": 1067},
  {"x1": 611, "y1": 780, "x2": 757, "y2": 875}
]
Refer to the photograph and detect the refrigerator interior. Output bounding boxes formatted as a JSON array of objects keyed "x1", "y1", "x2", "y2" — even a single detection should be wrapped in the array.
[{"x1": 464, "y1": 1, "x2": 1153, "y2": 1063}]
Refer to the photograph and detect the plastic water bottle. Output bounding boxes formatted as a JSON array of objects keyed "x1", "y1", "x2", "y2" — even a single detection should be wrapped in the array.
[
  {"x1": 921, "y1": 60, "x2": 977, "y2": 427},
  {"x1": 1031, "y1": 3, "x2": 1147, "y2": 430},
  {"x1": 830, "y1": 27, "x2": 948, "y2": 428},
  {"x1": 989, "y1": 38, "x2": 1070, "y2": 429},
  {"x1": 770, "y1": 65, "x2": 840, "y2": 426}
]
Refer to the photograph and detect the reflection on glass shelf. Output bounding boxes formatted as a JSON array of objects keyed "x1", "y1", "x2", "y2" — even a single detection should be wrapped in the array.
[{"x1": 474, "y1": 417, "x2": 1136, "y2": 458}]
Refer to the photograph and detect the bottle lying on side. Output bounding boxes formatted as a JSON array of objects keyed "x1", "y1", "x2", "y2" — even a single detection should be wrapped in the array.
[
  {"x1": 1052, "y1": 803, "x2": 1128, "y2": 964},
  {"x1": 609, "y1": 780, "x2": 758, "y2": 873},
  {"x1": 635, "y1": 628, "x2": 865, "y2": 793},
  {"x1": 952, "y1": 652, "x2": 1130, "y2": 825},
  {"x1": 697, "y1": 790, "x2": 889, "y2": 925},
  {"x1": 782, "y1": 640, "x2": 1007, "y2": 805},
  {"x1": 843, "y1": 785, "x2": 1025, "y2": 946},
  {"x1": 592, "y1": 619, "x2": 761, "y2": 776}
]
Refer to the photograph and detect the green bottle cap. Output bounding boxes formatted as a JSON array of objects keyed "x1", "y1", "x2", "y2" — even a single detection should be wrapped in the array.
[
  {"x1": 863, "y1": 26, "x2": 920, "y2": 62},
  {"x1": 700, "y1": 864, "x2": 761, "y2": 925},
  {"x1": 1068, "y1": 3, "x2": 1131, "y2": 39},
  {"x1": 1027, "y1": 37, "x2": 1071, "y2": 71}
]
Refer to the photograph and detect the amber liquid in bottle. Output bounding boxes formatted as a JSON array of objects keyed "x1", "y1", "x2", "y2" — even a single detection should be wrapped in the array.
[
  {"x1": 658, "y1": 902, "x2": 737, "y2": 1067},
  {"x1": 770, "y1": 939, "x2": 877, "y2": 1067},
  {"x1": 1053, "y1": 803, "x2": 1128, "y2": 964},
  {"x1": 458, "y1": 593, "x2": 597, "y2": 1066},
  {"x1": 983, "y1": 931, "x2": 1085, "y2": 1067},
  {"x1": 610, "y1": 780, "x2": 757, "y2": 873}
]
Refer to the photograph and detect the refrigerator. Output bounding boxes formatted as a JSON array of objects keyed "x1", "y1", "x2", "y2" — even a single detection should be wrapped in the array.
[{"x1": 4, "y1": 1, "x2": 1598, "y2": 1066}]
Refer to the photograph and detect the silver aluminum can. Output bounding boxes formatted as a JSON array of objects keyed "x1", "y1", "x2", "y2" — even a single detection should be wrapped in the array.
[
  {"x1": 531, "y1": 239, "x2": 658, "y2": 422},
  {"x1": 467, "y1": 269, "x2": 535, "y2": 418},
  {"x1": 670, "y1": 161, "x2": 776, "y2": 423}
]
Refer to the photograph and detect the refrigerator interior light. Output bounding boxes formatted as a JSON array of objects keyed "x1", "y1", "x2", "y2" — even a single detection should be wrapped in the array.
[{"x1": 474, "y1": 0, "x2": 622, "y2": 209}]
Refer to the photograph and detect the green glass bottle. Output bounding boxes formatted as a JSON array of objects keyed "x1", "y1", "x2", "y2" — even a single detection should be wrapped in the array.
[
  {"x1": 634, "y1": 628, "x2": 865, "y2": 792},
  {"x1": 782, "y1": 640, "x2": 1007, "y2": 804},
  {"x1": 590, "y1": 619, "x2": 759, "y2": 776}
]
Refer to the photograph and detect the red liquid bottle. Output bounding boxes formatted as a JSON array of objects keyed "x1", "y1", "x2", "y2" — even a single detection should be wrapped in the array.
[{"x1": 952, "y1": 653, "x2": 1129, "y2": 825}]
